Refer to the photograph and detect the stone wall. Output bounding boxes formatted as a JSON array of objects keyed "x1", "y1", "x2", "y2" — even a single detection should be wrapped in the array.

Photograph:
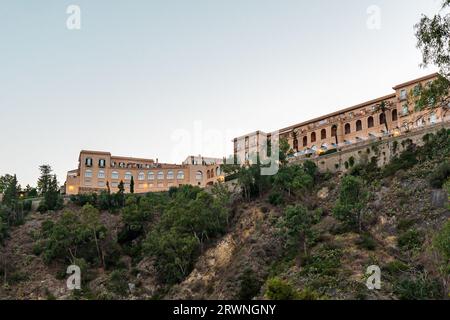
[{"x1": 290, "y1": 122, "x2": 450, "y2": 173}]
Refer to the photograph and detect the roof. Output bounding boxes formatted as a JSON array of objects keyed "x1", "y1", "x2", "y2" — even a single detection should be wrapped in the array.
[
  {"x1": 277, "y1": 73, "x2": 439, "y2": 135},
  {"x1": 278, "y1": 93, "x2": 396, "y2": 135},
  {"x1": 392, "y1": 73, "x2": 439, "y2": 90}
]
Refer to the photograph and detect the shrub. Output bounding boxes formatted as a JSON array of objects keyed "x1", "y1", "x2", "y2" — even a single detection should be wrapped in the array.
[
  {"x1": 429, "y1": 162, "x2": 450, "y2": 188},
  {"x1": 237, "y1": 268, "x2": 263, "y2": 300},
  {"x1": 296, "y1": 287, "x2": 323, "y2": 300},
  {"x1": 397, "y1": 229, "x2": 424, "y2": 251},
  {"x1": 265, "y1": 278, "x2": 298, "y2": 300},
  {"x1": 268, "y1": 192, "x2": 284, "y2": 206},
  {"x1": 301, "y1": 246, "x2": 342, "y2": 277},
  {"x1": 384, "y1": 260, "x2": 409, "y2": 275},
  {"x1": 22, "y1": 200, "x2": 32, "y2": 212},
  {"x1": 433, "y1": 220, "x2": 450, "y2": 275},
  {"x1": 356, "y1": 233, "x2": 377, "y2": 251},
  {"x1": 107, "y1": 270, "x2": 129, "y2": 296},
  {"x1": 383, "y1": 148, "x2": 418, "y2": 177},
  {"x1": 397, "y1": 218, "x2": 417, "y2": 232},
  {"x1": 394, "y1": 273, "x2": 443, "y2": 300}
]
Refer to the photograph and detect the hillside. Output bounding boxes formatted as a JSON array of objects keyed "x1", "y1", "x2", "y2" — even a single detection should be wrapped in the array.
[{"x1": 0, "y1": 129, "x2": 449, "y2": 300}]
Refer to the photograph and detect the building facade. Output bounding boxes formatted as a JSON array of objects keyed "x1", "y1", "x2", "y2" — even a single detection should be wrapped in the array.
[
  {"x1": 233, "y1": 73, "x2": 450, "y2": 161},
  {"x1": 65, "y1": 151, "x2": 224, "y2": 195}
]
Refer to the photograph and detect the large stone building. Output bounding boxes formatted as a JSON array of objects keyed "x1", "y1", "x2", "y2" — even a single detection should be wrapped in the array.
[
  {"x1": 233, "y1": 73, "x2": 450, "y2": 163},
  {"x1": 65, "y1": 151, "x2": 224, "y2": 195}
]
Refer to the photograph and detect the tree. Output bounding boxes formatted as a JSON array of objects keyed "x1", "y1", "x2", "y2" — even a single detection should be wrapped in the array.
[
  {"x1": 415, "y1": 1, "x2": 450, "y2": 113},
  {"x1": 44, "y1": 175, "x2": 61, "y2": 211},
  {"x1": 130, "y1": 176, "x2": 135, "y2": 194},
  {"x1": 79, "y1": 204, "x2": 105, "y2": 267},
  {"x1": 332, "y1": 175, "x2": 367, "y2": 231},
  {"x1": 273, "y1": 164, "x2": 314, "y2": 197},
  {"x1": 279, "y1": 138, "x2": 291, "y2": 166},
  {"x1": 0, "y1": 175, "x2": 15, "y2": 194},
  {"x1": 2, "y1": 175, "x2": 19, "y2": 207},
  {"x1": 24, "y1": 185, "x2": 38, "y2": 198},
  {"x1": 116, "y1": 180, "x2": 125, "y2": 207},
  {"x1": 37, "y1": 165, "x2": 52, "y2": 195},
  {"x1": 415, "y1": 0, "x2": 450, "y2": 77},
  {"x1": 281, "y1": 205, "x2": 322, "y2": 257}
]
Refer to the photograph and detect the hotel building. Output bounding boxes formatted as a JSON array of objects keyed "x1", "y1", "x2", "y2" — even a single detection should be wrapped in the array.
[
  {"x1": 65, "y1": 151, "x2": 224, "y2": 195},
  {"x1": 233, "y1": 73, "x2": 450, "y2": 162}
]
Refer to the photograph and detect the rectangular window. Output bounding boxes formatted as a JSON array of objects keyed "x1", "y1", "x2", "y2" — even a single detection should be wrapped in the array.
[
  {"x1": 400, "y1": 89, "x2": 407, "y2": 100},
  {"x1": 402, "y1": 104, "x2": 409, "y2": 115},
  {"x1": 98, "y1": 181, "x2": 106, "y2": 187}
]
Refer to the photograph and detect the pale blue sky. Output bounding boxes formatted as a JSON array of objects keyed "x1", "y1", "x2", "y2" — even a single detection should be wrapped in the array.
[{"x1": 0, "y1": 0, "x2": 442, "y2": 187}]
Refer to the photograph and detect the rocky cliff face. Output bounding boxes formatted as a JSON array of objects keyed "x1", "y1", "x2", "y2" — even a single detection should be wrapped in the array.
[{"x1": 1, "y1": 159, "x2": 448, "y2": 300}]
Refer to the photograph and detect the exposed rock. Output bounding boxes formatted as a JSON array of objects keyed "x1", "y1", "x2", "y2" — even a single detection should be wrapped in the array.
[{"x1": 431, "y1": 189, "x2": 448, "y2": 208}]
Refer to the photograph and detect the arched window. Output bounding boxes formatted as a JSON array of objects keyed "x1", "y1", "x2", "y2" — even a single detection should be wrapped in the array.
[
  {"x1": 331, "y1": 125, "x2": 337, "y2": 137},
  {"x1": 177, "y1": 170, "x2": 185, "y2": 180},
  {"x1": 344, "y1": 123, "x2": 351, "y2": 134},
  {"x1": 148, "y1": 172, "x2": 155, "y2": 180},
  {"x1": 138, "y1": 172, "x2": 145, "y2": 181},
  {"x1": 125, "y1": 172, "x2": 132, "y2": 180},
  {"x1": 392, "y1": 109, "x2": 398, "y2": 121},
  {"x1": 356, "y1": 120, "x2": 362, "y2": 131},
  {"x1": 167, "y1": 170, "x2": 174, "y2": 180},
  {"x1": 111, "y1": 171, "x2": 119, "y2": 180},
  {"x1": 379, "y1": 113, "x2": 386, "y2": 125},
  {"x1": 85, "y1": 169, "x2": 92, "y2": 178},
  {"x1": 367, "y1": 116, "x2": 374, "y2": 128},
  {"x1": 321, "y1": 129, "x2": 327, "y2": 140},
  {"x1": 157, "y1": 171, "x2": 164, "y2": 180},
  {"x1": 311, "y1": 132, "x2": 316, "y2": 143},
  {"x1": 98, "y1": 170, "x2": 105, "y2": 179},
  {"x1": 303, "y1": 136, "x2": 308, "y2": 147},
  {"x1": 196, "y1": 171, "x2": 203, "y2": 181},
  {"x1": 216, "y1": 167, "x2": 220, "y2": 176}
]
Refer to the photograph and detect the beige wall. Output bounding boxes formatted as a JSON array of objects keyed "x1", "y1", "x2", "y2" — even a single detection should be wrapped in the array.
[{"x1": 66, "y1": 151, "x2": 224, "y2": 195}]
